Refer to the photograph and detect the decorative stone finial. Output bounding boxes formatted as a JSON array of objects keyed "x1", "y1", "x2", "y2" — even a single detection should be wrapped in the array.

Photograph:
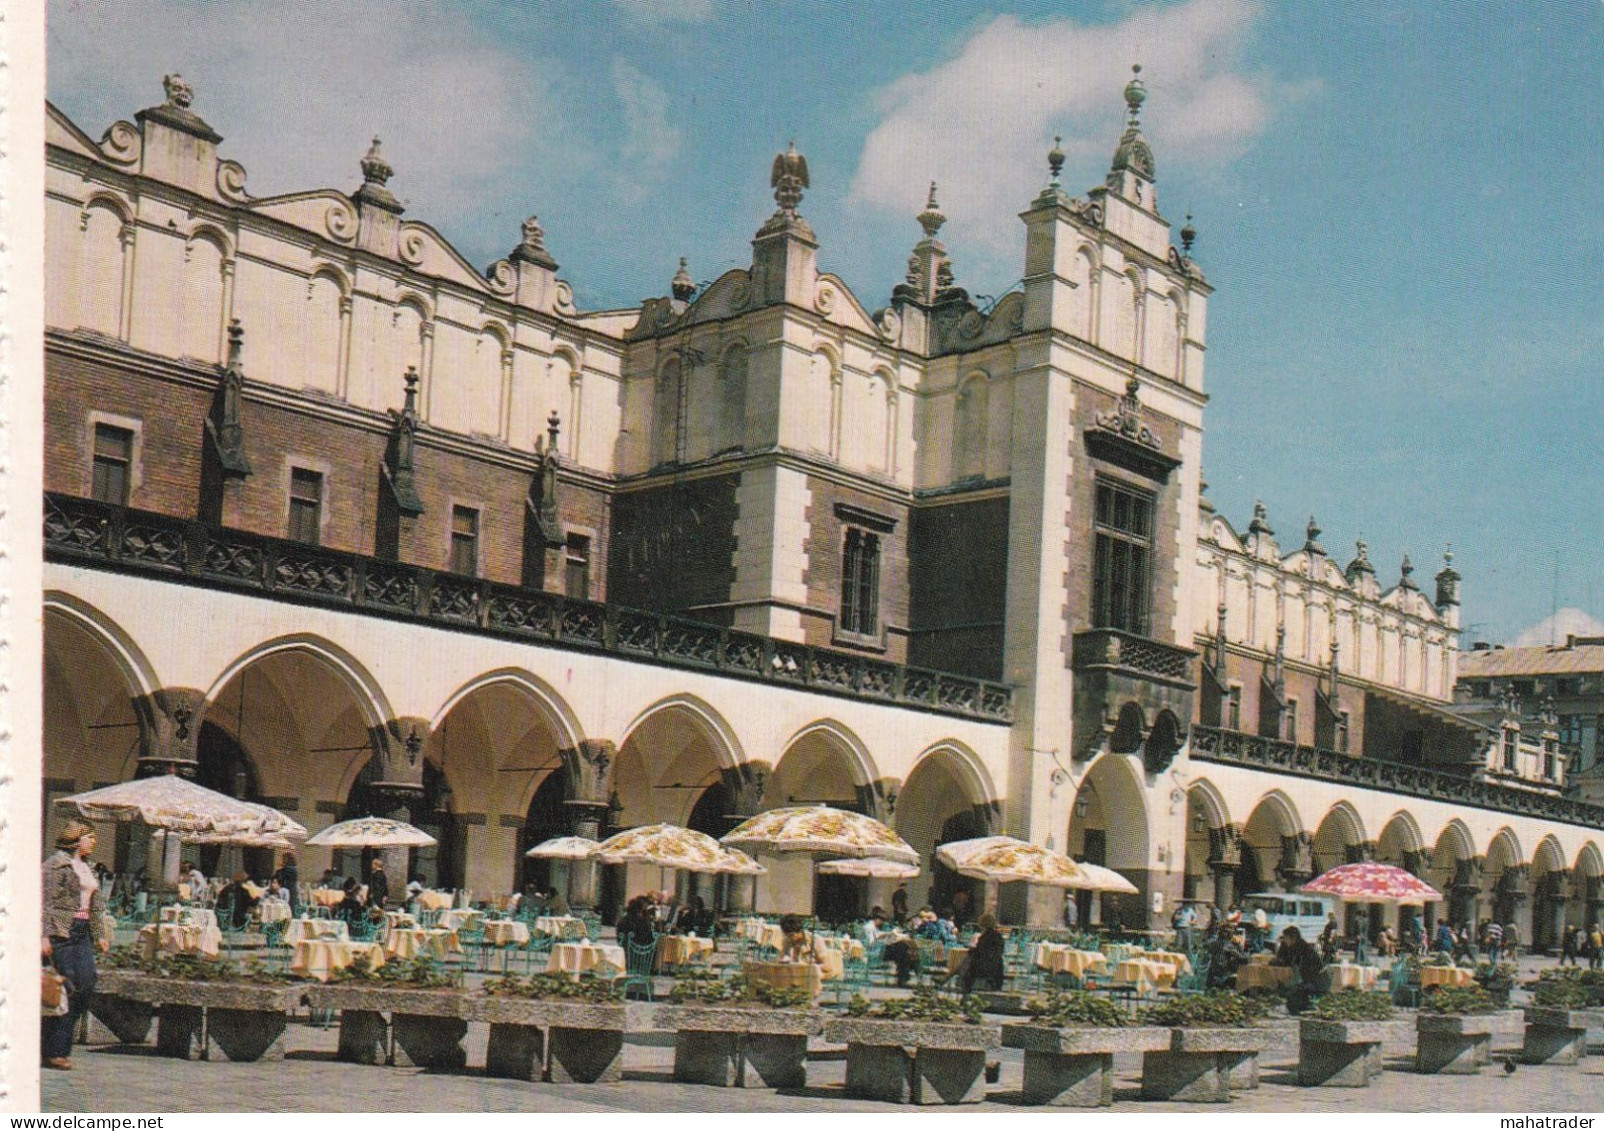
[
  {"x1": 163, "y1": 73, "x2": 194, "y2": 110},
  {"x1": 1124, "y1": 64, "x2": 1146, "y2": 122},
  {"x1": 671, "y1": 257, "x2": 696, "y2": 302},
  {"x1": 1399, "y1": 554, "x2": 1418, "y2": 590},
  {"x1": 226, "y1": 318, "x2": 244, "y2": 369},
  {"x1": 401, "y1": 366, "x2": 419, "y2": 416},
  {"x1": 770, "y1": 140, "x2": 809, "y2": 214},
  {"x1": 521, "y1": 215, "x2": 547, "y2": 252},
  {"x1": 547, "y1": 410, "x2": 561, "y2": 453},
  {"x1": 1248, "y1": 500, "x2": 1273, "y2": 537},
  {"x1": 361, "y1": 137, "x2": 393, "y2": 187},
  {"x1": 1181, "y1": 212, "x2": 1196, "y2": 253},
  {"x1": 1048, "y1": 135, "x2": 1066, "y2": 185},
  {"x1": 1304, "y1": 515, "x2": 1323, "y2": 554},
  {"x1": 917, "y1": 182, "x2": 946, "y2": 239}
]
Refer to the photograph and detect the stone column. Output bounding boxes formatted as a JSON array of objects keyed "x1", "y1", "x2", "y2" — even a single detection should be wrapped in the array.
[
  {"x1": 1276, "y1": 832, "x2": 1314, "y2": 891},
  {"x1": 559, "y1": 740, "x2": 617, "y2": 912},
  {"x1": 718, "y1": 763, "x2": 772, "y2": 915},
  {"x1": 1207, "y1": 825, "x2": 1242, "y2": 911},
  {"x1": 370, "y1": 719, "x2": 428, "y2": 893},
  {"x1": 134, "y1": 688, "x2": 207, "y2": 779}
]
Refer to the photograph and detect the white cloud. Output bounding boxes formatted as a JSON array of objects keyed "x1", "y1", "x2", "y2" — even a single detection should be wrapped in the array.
[
  {"x1": 851, "y1": 0, "x2": 1292, "y2": 256},
  {"x1": 612, "y1": 0, "x2": 716, "y2": 24},
  {"x1": 45, "y1": 0, "x2": 577, "y2": 254},
  {"x1": 610, "y1": 59, "x2": 682, "y2": 198}
]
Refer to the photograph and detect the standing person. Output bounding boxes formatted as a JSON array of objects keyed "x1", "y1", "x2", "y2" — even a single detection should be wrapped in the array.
[
  {"x1": 1063, "y1": 892, "x2": 1080, "y2": 931},
  {"x1": 1588, "y1": 923, "x2": 1603, "y2": 971},
  {"x1": 1484, "y1": 919, "x2": 1503, "y2": 966},
  {"x1": 1271, "y1": 926, "x2": 1325, "y2": 1015},
  {"x1": 1433, "y1": 919, "x2": 1455, "y2": 957},
  {"x1": 1502, "y1": 920, "x2": 1520, "y2": 960},
  {"x1": 891, "y1": 884, "x2": 909, "y2": 925},
  {"x1": 1559, "y1": 924, "x2": 1579, "y2": 967},
  {"x1": 951, "y1": 887, "x2": 972, "y2": 927},
  {"x1": 1251, "y1": 904, "x2": 1270, "y2": 953},
  {"x1": 272, "y1": 852, "x2": 300, "y2": 917},
  {"x1": 366, "y1": 857, "x2": 390, "y2": 910},
  {"x1": 42, "y1": 820, "x2": 111, "y2": 1071},
  {"x1": 1320, "y1": 912, "x2": 1341, "y2": 963}
]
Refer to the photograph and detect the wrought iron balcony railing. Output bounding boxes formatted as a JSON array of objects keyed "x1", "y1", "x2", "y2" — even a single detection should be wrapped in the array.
[
  {"x1": 1190, "y1": 723, "x2": 1604, "y2": 830},
  {"x1": 44, "y1": 492, "x2": 1012, "y2": 724}
]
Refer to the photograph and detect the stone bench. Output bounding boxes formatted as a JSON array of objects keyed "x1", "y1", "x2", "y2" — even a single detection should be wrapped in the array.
[
  {"x1": 1415, "y1": 1011, "x2": 1524, "y2": 1075},
  {"x1": 823, "y1": 1017, "x2": 1002, "y2": 1105},
  {"x1": 1141, "y1": 1027, "x2": 1272, "y2": 1102},
  {"x1": 304, "y1": 984, "x2": 468, "y2": 1070},
  {"x1": 465, "y1": 996, "x2": 628, "y2": 1083},
  {"x1": 654, "y1": 1005, "x2": 822, "y2": 1088},
  {"x1": 1297, "y1": 1018, "x2": 1408, "y2": 1087},
  {"x1": 1521, "y1": 1007, "x2": 1602, "y2": 1066},
  {"x1": 99, "y1": 973, "x2": 303, "y2": 1062},
  {"x1": 1003, "y1": 1023, "x2": 1172, "y2": 1106},
  {"x1": 88, "y1": 970, "x2": 154, "y2": 1046}
]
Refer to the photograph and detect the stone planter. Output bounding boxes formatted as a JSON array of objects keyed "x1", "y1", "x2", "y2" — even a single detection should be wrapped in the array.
[
  {"x1": 823, "y1": 1017, "x2": 1002, "y2": 1106},
  {"x1": 1521, "y1": 1007, "x2": 1601, "y2": 1066},
  {"x1": 1141, "y1": 1027, "x2": 1272, "y2": 1103},
  {"x1": 88, "y1": 971, "x2": 153, "y2": 1046},
  {"x1": 655, "y1": 1005, "x2": 822, "y2": 1089},
  {"x1": 1003, "y1": 1023, "x2": 1171, "y2": 1107},
  {"x1": 1415, "y1": 1011, "x2": 1524, "y2": 1075},
  {"x1": 1297, "y1": 1019, "x2": 1405, "y2": 1087},
  {"x1": 304, "y1": 984, "x2": 468, "y2": 1069},
  {"x1": 463, "y1": 996, "x2": 628, "y2": 1083},
  {"x1": 110, "y1": 975, "x2": 302, "y2": 1062}
]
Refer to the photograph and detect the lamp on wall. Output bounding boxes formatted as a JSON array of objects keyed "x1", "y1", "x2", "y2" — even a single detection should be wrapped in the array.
[
  {"x1": 1193, "y1": 813, "x2": 1206, "y2": 835},
  {"x1": 1074, "y1": 797, "x2": 1088, "y2": 819}
]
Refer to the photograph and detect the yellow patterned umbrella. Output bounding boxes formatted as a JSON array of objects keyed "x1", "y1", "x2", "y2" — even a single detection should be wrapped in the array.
[
  {"x1": 721, "y1": 805, "x2": 918, "y2": 865},
  {"x1": 935, "y1": 836, "x2": 1086, "y2": 887},
  {"x1": 595, "y1": 823, "x2": 727, "y2": 873},
  {"x1": 714, "y1": 847, "x2": 768, "y2": 876},
  {"x1": 816, "y1": 857, "x2": 921, "y2": 879},
  {"x1": 306, "y1": 817, "x2": 436, "y2": 848},
  {"x1": 1067, "y1": 861, "x2": 1139, "y2": 894},
  {"x1": 57, "y1": 775, "x2": 296, "y2": 838}
]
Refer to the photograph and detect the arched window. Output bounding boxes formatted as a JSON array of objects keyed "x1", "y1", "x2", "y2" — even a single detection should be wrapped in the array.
[
  {"x1": 720, "y1": 344, "x2": 748, "y2": 453},
  {"x1": 952, "y1": 374, "x2": 988, "y2": 481}
]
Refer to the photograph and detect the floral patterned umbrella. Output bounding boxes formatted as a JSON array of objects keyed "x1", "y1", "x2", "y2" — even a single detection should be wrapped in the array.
[
  {"x1": 714, "y1": 847, "x2": 768, "y2": 876},
  {"x1": 524, "y1": 835, "x2": 598, "y2": 860},
  {"x1": 595, "y1": 823, "x2": 727, "y2": 873},
  {"x1": 935, "y1": 836, "x2": 1086, "y2": 888},
  {"x1": 56, "y1": 775, "x2": 292, "y2": 837},
  {"x1": 305, "y1": 817, "x2": 437, "y2": 848},
  {"x1": 1066, "y1": 861, "x2": 1139, "y2": 894},
  {"x1": 1300, "y1": 862, "x2": 1443, "y2": 905},
  {"x1": 721, "y1": 805, "x2": 918, "y2": 865},
  {"x1": 816, "y1": 857, "x2": 921, "y2": 879}
]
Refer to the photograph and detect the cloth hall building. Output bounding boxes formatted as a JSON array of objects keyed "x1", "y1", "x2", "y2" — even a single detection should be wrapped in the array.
[{"x1": 41, "y1": 73, "x2": 1604, "y2": 940}]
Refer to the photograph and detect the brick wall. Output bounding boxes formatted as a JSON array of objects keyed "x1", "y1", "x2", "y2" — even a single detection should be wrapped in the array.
[
  {"x1": 907, "y1": 494, "x2": 1008, "y2": 680},
  {"x1": 801, "y1": 477, "x2": 910, "y2": 664},
  {"x1": 607, "y1": 473, "x2": 740, "y2": 619}
]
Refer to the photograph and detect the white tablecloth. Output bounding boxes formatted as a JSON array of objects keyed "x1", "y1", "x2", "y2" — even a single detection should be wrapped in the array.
[
  {"x1": 1034, "y1": 944, "x2": 1108, "y2": 978},
  {"x1": 437, "y1": 909, "x2": 482, "y2": 933},
  {"x1": 291, "y1": 939, "x2": 386, "y2": 982},
  {"x1": 383, "y1": 927, "x2": 460, "y2": 961},
  {"x1": 309, "y1": 888, "x2": 344, "y2": 908},
  {"x1": 160, "y1": 906, "x2": 218, "y2": 930},
  {"x1": 547, "y1": 942, "x2": 625, "y2": 978},
  {"x1": 1328, "y1": 963, "x2": 1382, "y2": 991},
  {"x1": 258, "y1": 900, "x2": 292, "y2": 925},
  {"x1": 483, "y1": 920, "x2": 531, "y2": 947},
  {"x1": 137, "y1": 921, "x2": 222, "y2": 960},
  {"x1": 417, "y1": 890, "x2": 454, "y2": 911},
  {"x1": 285, "y1": 918, "x2": 349, "y2": 946},
  {"x1": 532, "y1": 915, "x2": 587, "y2": 939}
]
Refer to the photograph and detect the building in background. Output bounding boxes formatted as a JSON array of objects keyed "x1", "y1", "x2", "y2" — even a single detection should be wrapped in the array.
[{"x1": 41, "y1": 71, "x2": 1603, "y2": 939}]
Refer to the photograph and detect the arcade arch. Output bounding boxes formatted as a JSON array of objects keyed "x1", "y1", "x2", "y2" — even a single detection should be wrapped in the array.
[
  {"x1": 1066, "y1": 754, "x2": 1151, "y2": 928},
  {"x1": 894, "y1": 744, "x2": 996, "y2": 919}
]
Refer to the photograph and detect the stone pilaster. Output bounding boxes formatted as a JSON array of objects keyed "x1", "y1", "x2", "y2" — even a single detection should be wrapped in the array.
[
  {"x1": 559, "y1": 740, "x2": 617, "y2": 910},
  {"x1": 134, "y1": 687, "x2": 207, "y2": 778},
  {"x1": 1276, "y1": 832, "x2": 1314, "y2": 890}
]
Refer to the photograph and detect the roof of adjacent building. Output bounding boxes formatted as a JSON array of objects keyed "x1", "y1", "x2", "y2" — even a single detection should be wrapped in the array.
[{"x1": 1459, "y1": 638, "x2": 1604, "y2": 678}]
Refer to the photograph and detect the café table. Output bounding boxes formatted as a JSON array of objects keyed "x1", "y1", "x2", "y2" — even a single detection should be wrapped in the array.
[
  {"x1": 1104, "y1": 943, "x2": 1145, "y2": 964},
  {"x1": 1327, "y1": 962, "x2": 1381, "y2": 991},
  {"x1": 137, "y1": 920, "x2": 222, "y2": 961},
  {"x1": 947, "y1": 945, "x2": 971, "y2": 975},
  {"x1": 1034, "y1": 943, "x2": 1108, "y2": 979},
  {"x1": 1235, "y1": 962, "x2": 1294, "y2": 991},
  {"x1": 417, "y1": 890, "x2": 454, "y2": 912},
  {"x1": 532, "y1": 915, "x2": 587, "y2": 940},
  {"x1": 482, "y1": 920, "x2": 532, "y2": 947},
  {"x1": 437, "y1": 908, "x2": 482, "y2": 933},
  {"x1": 310, "y1": 888, "x2": 344, "y2": 909},
  {"x1": 739, "y1": 919, "x2": 786, "y2": 952},
  {"x1": 242, "y1": 881, "x2": 265, "y2": 899},
  {"x1": 1142, "y1": 950, "x2": 1193, "y2": 977},
  {"x1": 743, "y1": 959, "x2": 823, "y2": 1001},
  {"x1": 816, "y1": 936, "x2": 866, "y2": 961},
  {"x1": 258, "y1": 900, "x2": 292, "y2": 926},
  {"x1": 547, "y1": 942, "x2": 626, "y2": 978},
  {"x1": 658, "y1": 934, "x2": 715, "y2": 967},
  {"x1": 284, "y1": 918, "x2": 350, "y2": 947},
  {"x1": 1419, "y1": 964, "x2": 1475, "y2": 989},
  {"x1": 1115, "y1": 957, "x2": 1182, "y2": 995},
  {"x1": 384, "y1": 927, "x2": 460, "y2": 961},
  {"x1": 383, "y1": 910, "x2": 419, "y2": 932},
  {"x1": 291, "y1": 938, "x2": 386, "y2": 982}
]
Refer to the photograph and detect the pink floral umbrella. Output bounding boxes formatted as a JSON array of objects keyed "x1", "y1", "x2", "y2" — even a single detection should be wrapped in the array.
[{"x1": 1300, "y1": 862, "x2": 1443, "y2": 905}]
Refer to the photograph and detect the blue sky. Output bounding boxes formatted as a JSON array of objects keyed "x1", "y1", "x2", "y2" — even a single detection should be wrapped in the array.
[{"x1": 45, "y1": 0, "x2": 1602, "y2": 644}]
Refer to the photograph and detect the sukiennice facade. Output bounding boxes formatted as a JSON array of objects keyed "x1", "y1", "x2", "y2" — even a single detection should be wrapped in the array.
[{"x1": 42, "y1": 73, "x2": 1603, "y2": 939}]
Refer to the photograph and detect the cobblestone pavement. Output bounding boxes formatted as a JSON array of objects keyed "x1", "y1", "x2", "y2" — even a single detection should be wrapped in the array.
[{"x1": 42, "y1": 952, "x2": 1604, "y2": 1113}]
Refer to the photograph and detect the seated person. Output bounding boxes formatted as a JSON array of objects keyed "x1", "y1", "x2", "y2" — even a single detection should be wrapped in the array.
[
  {"x1": 405, "y1": 874, "x2": 425, "y2": 907},
  {"x1": 335, "y1": 878, "x2": 366, "y2": 927},
  {"x1": 546, "y1": 889, "x2": 571, "y2": 917},
  {"x1": 779, "y1": 913, "x2": 820, "y2": 963},
  {"x1": 1204, "y1": 924, "x2": 1249, "y2": 990},
  {"x1": 263, "y1": 877, "x2": 289, "y2": 904},
  {"x1": 319, "y1": 867, "x2": 342, "y2": 890},
  {"x1": 179, "y1": 862, "x2": 208, "y2": 900},
  {"x1": 616, "y1": 896, "x2": 658, "y2": 949},
  {"x1": 674, "y1": 895, "x2": 710, "y2": 936},
  {"x1": 1271, "y1": 926, "x2": 1325, "y2": 1014},
  {"x1": 956, "y1": 913, "x2": 1006, "y2": 994},
  {"x1": 215, "y1": 871, "x2": 259, "y2": 930},
  {"x1": 862, "y1": 907, "x2": 889, "y2": 944}
]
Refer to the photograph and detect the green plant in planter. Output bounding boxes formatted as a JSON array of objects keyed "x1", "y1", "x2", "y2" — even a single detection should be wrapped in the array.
[
  {"x1": 1530, "y1": 979, "x2": 1593, "y2": 1010},
  {"x1": 1024, "y1": 989, "x2": 1129, "y2": 1028},
  {"x1": 1307, "y1": 990, "x2": 1395, "y2": 1022},
  {"x1": 667, "y1": 971, "x2": 814, "y2": 1009},
  {"x1": 1472, "y1": 961, "x2": 1517, "y2": 1004},
  {"x1": 1141, "y1": 990, "x2": 1268, "y2": 1028},
  {"x1": 482, "y1": 973, "x2": 623, "y2": 1002},
  {"x1": 102, "y1": 945, "x2": 145, "y2": 970},
  {"x1": 328, "y1": 954, "x2": 459, "y2": 988},
  {"x1": 844, "y1": 987, "x2": 983, "y2": 1024},
  {"x1": 1419, "y1": 984, "x2": 1503, "y2": 1015}
]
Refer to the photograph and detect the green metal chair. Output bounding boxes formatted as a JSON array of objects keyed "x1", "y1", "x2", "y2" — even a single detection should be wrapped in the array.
[{"x1": 621, "y1": 936, "x2": 660, "y2": 1002}]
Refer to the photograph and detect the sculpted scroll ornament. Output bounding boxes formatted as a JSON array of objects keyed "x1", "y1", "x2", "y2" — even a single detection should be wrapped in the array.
[
  {"x1": 324, "y1": 201, "x2": 357, "y2": 242},
  {"x1": 398, "y1": 227, "x2": 428, "y2": 267},
  {"x1": 813, "y1": 283, "x2": 837, "y2": 315},
  {"x1": 875, "y1": 307, "x2": 901, "y2": 341},
  {"x1": 100, "y1": 120, "x2": 141, "y2": 166},
  {"x1": 216, "y1": 160, "x2": 250, "y2": 203},
  {"x1": 554, "y1": 281, "x2": 576, "y2": 314},
  {"x1": 484, "y1": 259, "x2": 517, "y2": 296}
]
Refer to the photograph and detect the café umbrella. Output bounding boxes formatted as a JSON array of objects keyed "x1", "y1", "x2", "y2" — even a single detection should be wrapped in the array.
[
  {"x1": 721, "y1": 805, "x2": 918, "y2": 865},
  {"x1": 55, "y1": 774, "x2": 298, "y2": 838},
  {"x1": 595, "y1": 823, "x2": 727, "y2": 873},
  {"x1": 714, "y1": 847, "x2": 768, "y2": 876},
  {"x1": 935, "y1": 836, "x2": 1086, "y2": 887},
  {"x1": 305, "y1": 817, "x2": 437, "y2": 848},
  {"x1": 816, "y1": 857, "x2": 920, "y2": 880},
  {"x1": 524, "y1": 835, "x2": 598, "y2": 860},
  {"x1": 1300, "y1": 862, "x2": 1443, "y2": 905},
  {"x1": 1067, "y1": 861, "x2": 1140, "y2": 895}
]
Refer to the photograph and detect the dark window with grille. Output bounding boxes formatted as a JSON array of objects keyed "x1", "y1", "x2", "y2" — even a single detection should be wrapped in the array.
[
  {"x1": 565, "y1": 533, "x2": 590, "y2": 600},
  {"x1": 1226, "y1": 686, "x2": 1242, "y2": 731},
  {"x1": 1502, "y1": 727, "x2": 1519, "y2": 771},
  {"x1": 288, "y1": 468, "x2": 323, "y2": 545},
  {"x1": 91, "y1": 423, "x2": 133, "y2": 505},
  {"x1": 1543, "y1": 740, "x2": 1558, "y2": 781},
  {"x1": 840, "y1": 527, "x2": 881, "y2": 637},
  {"x1": 449, "y1": 506, "x2": 479, "y2": 576},
  {"x1": 1092, "y1": 479, "x2": 1154, "y2": 634}
]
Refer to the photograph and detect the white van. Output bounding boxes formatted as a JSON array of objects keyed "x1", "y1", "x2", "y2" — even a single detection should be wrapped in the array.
[{"x1": 1240, "y1": 892, "x2": 1339, "y2": 942}]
